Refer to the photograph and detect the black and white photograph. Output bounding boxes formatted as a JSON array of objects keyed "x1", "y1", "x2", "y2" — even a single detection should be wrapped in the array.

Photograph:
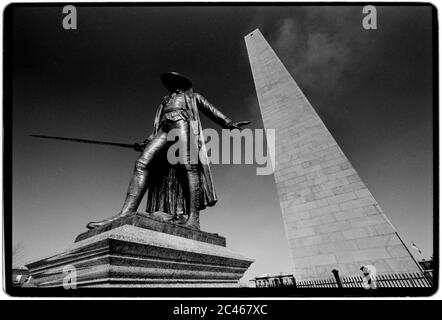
[{"x1": 2, "y1": 2, "x2": 437, "y2": 302}]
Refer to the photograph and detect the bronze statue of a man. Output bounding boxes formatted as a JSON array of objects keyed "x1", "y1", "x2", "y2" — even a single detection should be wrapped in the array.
[{"x1": 87, "y1": 72, "x2": 249, "y2": 230}]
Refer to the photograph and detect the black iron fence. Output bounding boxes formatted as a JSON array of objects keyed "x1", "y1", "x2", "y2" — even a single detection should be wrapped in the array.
[{"x1": 252, "y1": 270, "x2": 433, "y2": 289}]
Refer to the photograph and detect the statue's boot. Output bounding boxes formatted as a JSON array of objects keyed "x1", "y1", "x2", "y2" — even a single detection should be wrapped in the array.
[
  {"x1": 184, "y1": 212, "x2": 200, "y2": 230},
  {"x1": 85, "y1": 194, "x2": 139, "y2": 229},
  {"x1": 149, "y1": 211, "x2": 175, "y2": 222},
  {"x1": 87, "y1": 219, "x2": 118, "y2": 229},
  {"x1": 87, "y1": 160, "x2": 149, "y2": 229}
]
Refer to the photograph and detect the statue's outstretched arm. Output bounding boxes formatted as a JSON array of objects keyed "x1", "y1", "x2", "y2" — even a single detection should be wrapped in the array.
[
  {"x1": 195, "y1": 93, "x2": 251, "y2": 129},
  {"x1": 195, "y1": 92, "x2": 232, "y2": 128}
]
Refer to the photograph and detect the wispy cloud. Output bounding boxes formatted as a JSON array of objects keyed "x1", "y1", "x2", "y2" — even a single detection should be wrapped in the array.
[{"x1": 268, "y1": 7, "x2": 369, "y2": 95}]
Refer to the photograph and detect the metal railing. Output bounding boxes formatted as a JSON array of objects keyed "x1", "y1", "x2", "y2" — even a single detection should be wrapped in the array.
[{"x1": 252, "y1": 270, "x2": 433, "y2": 289}]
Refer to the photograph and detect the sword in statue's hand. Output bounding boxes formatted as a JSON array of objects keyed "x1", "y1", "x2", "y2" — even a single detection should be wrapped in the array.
[{"x1": 30, "y1": 134, "x2": 146, "y2": 152}]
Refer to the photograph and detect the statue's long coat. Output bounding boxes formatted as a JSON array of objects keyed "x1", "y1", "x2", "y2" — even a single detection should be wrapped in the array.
[{"x1": 145, "y1": 89, "x2": 232, "y2": 216}]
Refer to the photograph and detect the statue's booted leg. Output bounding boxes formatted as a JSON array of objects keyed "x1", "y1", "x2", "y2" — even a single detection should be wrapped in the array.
[
  {"x1": 182, "y1": 164, "x2": 201, "y2": 230},
  {"x1": 86, "y1": 131, "x2": 168, "y2": 229},
  {"x1": 171, "y1": 119, "x2": 202, "y2": 230}
]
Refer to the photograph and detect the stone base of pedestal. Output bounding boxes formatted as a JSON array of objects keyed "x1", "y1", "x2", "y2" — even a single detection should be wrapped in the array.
[{"x1": 26, "y1": 214, "x2": 253, "y2": 288}]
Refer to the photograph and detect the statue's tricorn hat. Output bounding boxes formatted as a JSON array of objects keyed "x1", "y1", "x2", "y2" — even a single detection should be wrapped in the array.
[{"x1": 160, "y1": 72, "x2": 193, "y2": 90}]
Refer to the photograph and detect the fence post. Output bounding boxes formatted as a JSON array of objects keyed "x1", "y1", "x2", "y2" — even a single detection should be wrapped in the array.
[{"x1": 331, "y1": 269, "x2": 343, "y2": 288}]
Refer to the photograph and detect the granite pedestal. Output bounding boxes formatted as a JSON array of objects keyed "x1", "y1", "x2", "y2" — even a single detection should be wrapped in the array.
[{"x1": 26, "y1": 212, "x2": 254, "y2": 288}]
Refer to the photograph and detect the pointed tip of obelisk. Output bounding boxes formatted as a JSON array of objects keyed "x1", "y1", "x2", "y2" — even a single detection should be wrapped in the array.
[{"x1": 244, "y1": 28, "x2": 261, "y2": 39}]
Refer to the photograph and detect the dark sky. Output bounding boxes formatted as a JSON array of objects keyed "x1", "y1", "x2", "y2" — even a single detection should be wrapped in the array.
[{"x1": 11, "y1": 5, "x2": 434, "y2": 281}]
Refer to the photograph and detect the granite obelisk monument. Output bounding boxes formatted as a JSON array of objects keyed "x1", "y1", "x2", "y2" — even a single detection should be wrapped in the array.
[{"x1": 245, "y1": 29, "x2": 421, "y2": 281}]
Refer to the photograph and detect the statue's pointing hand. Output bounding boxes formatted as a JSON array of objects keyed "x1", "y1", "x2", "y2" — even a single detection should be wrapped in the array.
[
  {"x1": 228, "y1": 121, "x2": 251, "y2": 130},
  {"x1": 133, "y1": 143, "x2": 144, "y2": 152},
  {"x1": 134, "y1": 137, "x2": 153, "y2": 152}
]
